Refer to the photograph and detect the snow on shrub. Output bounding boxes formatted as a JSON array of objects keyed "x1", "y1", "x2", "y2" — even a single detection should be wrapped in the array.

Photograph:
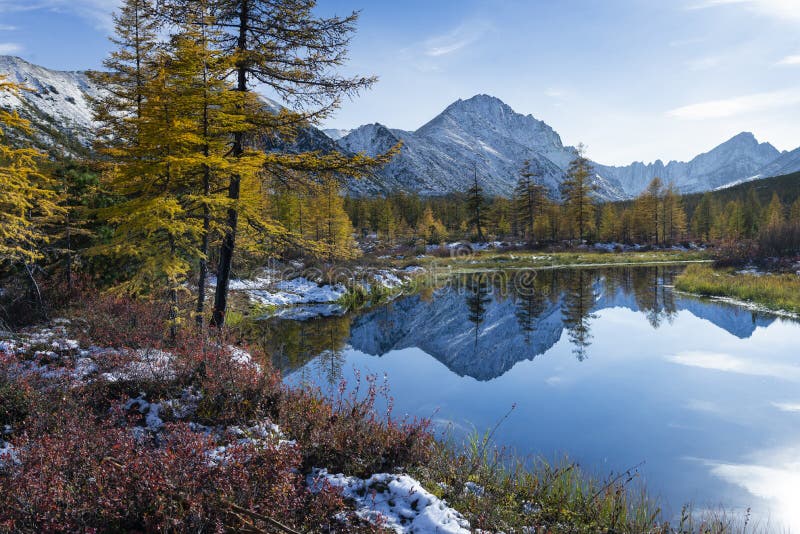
[{"x1": 309, "y1": 468, "x2": 471, "y2": 533}]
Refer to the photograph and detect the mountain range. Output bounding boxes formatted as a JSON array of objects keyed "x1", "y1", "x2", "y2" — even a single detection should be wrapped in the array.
[{"x1": 2, "y1": 54, "x2": 799, "y2": 200}]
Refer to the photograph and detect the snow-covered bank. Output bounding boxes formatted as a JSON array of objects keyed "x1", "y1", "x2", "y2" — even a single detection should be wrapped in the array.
[
  {"x1": 216, "y1": 265, "x2": 426, "y2": 319},
  {"x1": 309, "y1": 469, "x2": 471, "y2": 533}
]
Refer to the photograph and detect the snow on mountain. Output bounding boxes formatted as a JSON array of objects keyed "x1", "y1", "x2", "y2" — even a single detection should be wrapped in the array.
[
  {"x1": 338, "y1": 95, "x2": 628, "y2": 200},
  {"x1": 595, "y1": 132, "x2": 782, "y2": 196},
  {"x1": 322, "y1": 128, "x2": 352, "y2": 140},
  {"x1": 2, "y1": 56, "x2": 799, "y2": 199},
  {"x1": 336, "y1": 96, "x2": 799, "y2": 200},
  {"x1": 0, "y1": 55, "x2": 100, "y2": 151},
  {"x1": 756, "y1": 146, "x2": 800, "y2": 179}
]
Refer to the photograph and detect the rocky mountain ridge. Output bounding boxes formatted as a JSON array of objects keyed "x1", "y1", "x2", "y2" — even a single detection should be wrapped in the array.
[{"x1": 2, "y1": 55, "x2": 798, "y2": 199}]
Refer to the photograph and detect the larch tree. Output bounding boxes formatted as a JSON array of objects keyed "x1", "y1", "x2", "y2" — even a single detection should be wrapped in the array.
[
  {"x1": 561, "y1": 145, "x2": 597, "y2": 241},
  {"x1": 0, "y1": 77, "x2": 62, "y2": 289},
  {"x1": 661, "y1": 183, "x2": 687, "y2": 244},
  {"x1": 723, "y1": 200, "x2": 746, "y2": 239},
  {"x1": 163, "y1": 1, "x2": 265, "y2": 325},
  {"x1": 417, "y1": 205, "x2": 446, "y2": 244},
  {"x1": 598, "y1": 203, "x2": 620, "y2": 242},
  {"x1": 303, "y1": 176, "x2": 359, "y2": 261},
  {"x1": 742, "y1": 188, "x2": 762, "y2": 238},
  {"x1": 93, "y1": 51, "x2": 207, "y2": 336},
  {"x1": 790, "y1": 197, "x2": 800, "y2": 222},
  {"x1": 514, "y1": 160, "x2": 546, "y2": 242},
  {"x1": 208, "y1": 0, "x2": 386, "y2": 327},
  {"x1": 89, "y1": 0, "x2": 160, "y2": 143},
  {"x1": 633, "y1": 177, "x2": 663, "y2": 244},
  {"x1": 764, "y1": 192, "x2": 785, "y2": 229},
  {"x1": 466, "y1": 168, "x2": 486, "y2": 242},
  {"x1": 691, "y1": 192, "x2": 716, "y2": 242}
]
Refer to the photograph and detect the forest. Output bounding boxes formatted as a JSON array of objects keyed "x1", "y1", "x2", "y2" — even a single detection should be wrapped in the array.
[{"x1": 2, "y1": 0, "x2": 799, "y2": 330}]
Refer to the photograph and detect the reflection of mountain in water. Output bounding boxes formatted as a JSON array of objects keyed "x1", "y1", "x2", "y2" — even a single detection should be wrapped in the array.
[
  {"x1": 349, "y1": 289, "x2": 566, "y2": 381},
  {"x1": 347, "y1": 267, "x2": 779, "y2": 381}
]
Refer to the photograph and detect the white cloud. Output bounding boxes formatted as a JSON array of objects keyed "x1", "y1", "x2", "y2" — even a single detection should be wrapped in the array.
[
  {"x1": 666, "y1": 89, "x2": 800, "y2": 120},
  {"x1": 687, "y1": 0, "x2": 800, "y2": 21},
  {"x1": 544, "y1": 88, "x2": 564, "y2": 98},
  {"x1": 423, "y1": 21, "x2": 491, "y2": 57},
  {"x1": 665, "y1": 351, "x2": 800, "y2": 380},
  {"x1": 0, "y1": 42, "x2": 22, "y2": 54},
  {"x1": 776, "y1": 54, "x2": 800, "y2": 66},
  {"x1": 0, "y1": 24, "x2": 17, "y2": 31},
  {"x1": 772, "y1": 402, "x2": 800, "y2": 412},
  {"x1": 0, "y1": 0, "x2": 119, "y2": 31},
  {"x1": 699, "y1": 446, "x2": 800, "y2": 529}
]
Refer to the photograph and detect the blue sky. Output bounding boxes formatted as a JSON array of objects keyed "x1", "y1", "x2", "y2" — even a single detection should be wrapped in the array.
[{"x1": 1, "y1": 0, "x2": 799, "y2": 165}]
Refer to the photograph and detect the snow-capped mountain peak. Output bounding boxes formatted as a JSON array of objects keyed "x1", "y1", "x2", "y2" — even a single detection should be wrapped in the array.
[
  {"x1": 0, "y1": 55, "x2": 99, "y2": 150},
  {"x1": 2, "y1": 55, "x2": 799, "y2": 198},
  {"x1": 338, "y1": 93, "x2": 625, "y2": 199}
]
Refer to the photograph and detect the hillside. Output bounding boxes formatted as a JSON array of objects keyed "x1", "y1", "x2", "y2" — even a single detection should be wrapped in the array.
[{"x1": 682, "y1": 170, "x2": 800, "y2": 217}]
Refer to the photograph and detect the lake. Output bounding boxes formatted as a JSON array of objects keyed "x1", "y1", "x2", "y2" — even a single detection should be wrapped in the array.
[{"x1": 247, "y1": 265, "x2": 800, "y2": 529}]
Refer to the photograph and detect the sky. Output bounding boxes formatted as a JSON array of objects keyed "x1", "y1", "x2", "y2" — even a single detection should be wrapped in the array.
[{"x1": 0, "y1": 0, "x2": 799, "y2": 165}]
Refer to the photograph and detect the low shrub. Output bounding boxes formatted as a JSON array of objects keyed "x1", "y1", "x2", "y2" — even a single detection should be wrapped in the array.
[
  {"x1": 0, "y1": 413, "x2": 354, "y2": 533},
  {"x1": 276, "y1": 373, "x2": 434, "y2": 478}
]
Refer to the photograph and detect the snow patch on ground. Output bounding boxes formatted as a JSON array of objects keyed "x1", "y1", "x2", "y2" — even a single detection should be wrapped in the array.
[
  {"x1": 207, "y1": 420, "x2": 296, "y2": 466},
  {"x1": 371, "y1": 270, "x2": 404, "y2": 289},
  {"x1": 228, "y1": 345, "x2": 262, "y2": 372},
  {"x1": 125, "y1": 396, "x2": 164, "y2": 431},
  {"x1": 230, "y1": 276, "x2": 348, "y2": 308},
  {"x1": 102, "y1": 348, "x2": 175, "y2": 382},
  {"x1": 0, "y1": 440, "x2": 18, "y2": 469},
  {"x1": 309, "y1": 469, "x2": 470, "y2": 533}
]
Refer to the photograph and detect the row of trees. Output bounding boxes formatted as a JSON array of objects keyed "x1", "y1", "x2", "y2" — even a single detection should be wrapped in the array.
[
  {"x1": 345, "y1": 162, "x2": 800, "y2": 248},
  {"x1": 1, "y1": 0, "x2": 395, "y2": 329}
]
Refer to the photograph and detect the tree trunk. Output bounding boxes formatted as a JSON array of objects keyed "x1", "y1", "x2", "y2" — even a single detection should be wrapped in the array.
[{"x1": 211, "y1": 0, "x2": 248, "y2": 327}]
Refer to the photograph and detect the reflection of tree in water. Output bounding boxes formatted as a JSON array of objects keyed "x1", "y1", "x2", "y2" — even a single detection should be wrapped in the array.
[
  {"x1": 464, "y1": 273, "x2": 492, "y2": 347},
  {"x1": 561, "y1": 269, "x2": 598, "y2": 361},
  {"x1": 242, "y1": 315, "x2": 351, "y2": 382},
  {"x1": 514, "y1": 271, "x2": 551, "y2": 346},
  {"x1": 631, "y1": 266, "x2": 678, "y2": 328}
]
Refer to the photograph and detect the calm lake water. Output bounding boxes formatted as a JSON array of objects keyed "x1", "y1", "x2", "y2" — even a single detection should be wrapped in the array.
[{"x1": 248, "y1": 265, "x2": 800, "y2": 529}]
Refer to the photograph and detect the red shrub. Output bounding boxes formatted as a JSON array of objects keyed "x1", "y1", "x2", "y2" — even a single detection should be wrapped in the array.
[
  {"x1": 0, "y1": 413, "x2": 355, "y2": 533},
  {"x1": 277, "y1": 372, "x2": 434, "y2": 478}
]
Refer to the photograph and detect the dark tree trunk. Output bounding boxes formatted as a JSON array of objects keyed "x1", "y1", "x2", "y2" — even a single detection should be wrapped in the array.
[{"x1": 211, "y1": 0, "x2": 248, "y2": 327}]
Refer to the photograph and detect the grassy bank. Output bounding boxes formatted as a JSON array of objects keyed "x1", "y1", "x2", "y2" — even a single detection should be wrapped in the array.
[
  {"x1": 676, "y1": 264, "x2": 800, "y2": 315},
  {"x1": 419, "y1": 248, "x2": 710, "y2": 272}
]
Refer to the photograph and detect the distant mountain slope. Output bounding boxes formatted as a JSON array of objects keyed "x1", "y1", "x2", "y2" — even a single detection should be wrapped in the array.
[
  {"x1": 0, "y1": 55, "x2": 99, "y2": 153},
  {"x1": 3, "y1": 55, "x2": 799, "y2": 199},
  {"x1": 595, "y1": 132, "x2": 781, "y2": 195},
  {"x1": 681, "y1": 170, "x2": 800, "y2": 217},
  {"x1": 337, "y1": 95, "x2": 628, "y2": 200},
  {"x1": 322, "y1": 128, "x2": 352, "y2": 141},
  {"x1": 755, "y1": 146, "x2": 800, "y2": 181},
  {"x1": 337, "y1": 97, "x2": 797, "y2": 199}
]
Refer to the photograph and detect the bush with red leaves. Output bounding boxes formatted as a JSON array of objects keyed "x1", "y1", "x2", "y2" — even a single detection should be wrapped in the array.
[
  {"x1": 0, "y1": 290, "x2": 433, "y2": 533},
  {"x1": 0, "y1": 411, "x2": 355, "y2": 533}
]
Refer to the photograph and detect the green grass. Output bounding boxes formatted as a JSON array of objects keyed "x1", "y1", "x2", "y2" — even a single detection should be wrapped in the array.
[
  {"x1": 411, "y1": 429, "x2": 771, "y2": 533},
  {"x1": 420, "y1": 249, "x2": 710, "y2": 273},
  {"x1": 676, "y1": 264, "x2": 800, "y2": 315}
]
